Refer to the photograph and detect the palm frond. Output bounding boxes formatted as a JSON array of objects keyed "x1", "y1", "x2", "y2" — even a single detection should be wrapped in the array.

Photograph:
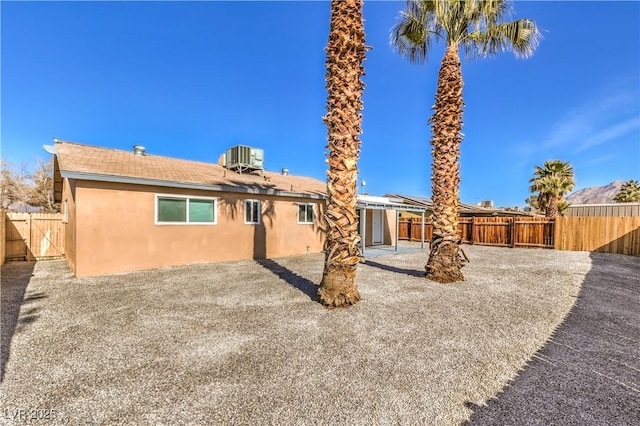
[
  {"x1": 477, "y1": 0, "x2": 511, "y2": 27},
  {"x1": 392, "y1": 0, "x2": 540, "y2": 62},
  {"x1": 390, "y1": 0, "x2": 441, "y2": 64},
  {"x1": 529, "y1": 160, "x2": 575, "y2": 198},
  {"x1": 473, "y1": 19, "x2": 542, "y2": 58}
]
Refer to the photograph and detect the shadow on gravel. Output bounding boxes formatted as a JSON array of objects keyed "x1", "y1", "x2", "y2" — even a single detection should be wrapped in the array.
[
  {"x1": 1, "y1": 261, "x2": 39, "y2": 383},
  {"x1": 361, "y1": 260, "x2": 425, "y2": 278},
  {"x1": 466, "y1": 252, "x2": 640, "y2": 425},
  {"x1": 256, "y1": 259, "x2": 319, "y2": 302}
]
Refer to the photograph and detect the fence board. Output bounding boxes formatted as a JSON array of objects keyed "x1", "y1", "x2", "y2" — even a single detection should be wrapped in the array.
[
  {"x1": 554, "y1": 216, "x2": 640, "y2": 256},
  {"x1": 399, "y1": 217, "x2": 555, "y2": 249},
  {"x1": 5, "y1": 212, "x2": 65, "y2": 260},
  {"x1": 398, "y1": 215, "x2": 639, "y2": 256},
  {"x1": 0, "y1": 210, "x2": 5, "y2": 264}
]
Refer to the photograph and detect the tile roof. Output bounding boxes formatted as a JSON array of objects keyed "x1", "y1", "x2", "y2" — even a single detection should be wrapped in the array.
[{"x1": 53, "y1": 141, "x2": 327, "y2": 198}]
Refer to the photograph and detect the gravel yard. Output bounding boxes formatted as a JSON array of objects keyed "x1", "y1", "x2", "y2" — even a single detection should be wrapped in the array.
[{"x1": 0, "y1": 246, "x2": 603, "y2": 424}]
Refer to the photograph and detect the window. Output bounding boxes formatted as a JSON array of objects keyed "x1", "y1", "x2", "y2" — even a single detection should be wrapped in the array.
[
  {"x1": 245, "y1": 200, "x2": 260, "y2": 224},
  {"x1": 298, "y1": 203, "x2": 314, "y2": 224},
  {"x1": 156, "y1": 195, "x2": 216, "y2": 224}
]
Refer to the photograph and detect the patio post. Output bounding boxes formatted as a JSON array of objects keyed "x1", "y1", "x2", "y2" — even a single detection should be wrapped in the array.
[
  {"x1": 361, "y1": 207, "x2": 366, "y2": 257},
  {"x1": 395, "y1": 209, "x2": 399, "y2": 252}
]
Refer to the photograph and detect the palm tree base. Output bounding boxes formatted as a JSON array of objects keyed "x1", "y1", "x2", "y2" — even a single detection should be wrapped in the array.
[
  {"x1": 425, "y1": 238, "x2": 465, "y2": 283},
  {"x1": 318, "y1": 266, "x2": 361, "y2": 308}
]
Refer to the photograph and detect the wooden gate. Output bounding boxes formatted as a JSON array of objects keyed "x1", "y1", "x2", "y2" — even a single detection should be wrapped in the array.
[{"x1": 5, "y1": 213, "x2": 65, "y2": 261}]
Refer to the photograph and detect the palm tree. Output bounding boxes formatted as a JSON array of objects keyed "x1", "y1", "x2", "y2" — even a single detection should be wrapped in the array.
[
  {"x1": 529, "y1": 160, "x2": 575, "y2": 217},
  {"x1": 391, "y1": 0, "x2": 541, "y2": 283},
  {"x1": 613, "y1": 179, "x2": 640, "y2": 203},
  {"x1": 318, "y1": 0, "x2": 367, "y2": 308},
  {"x1": 525, "y1": 194, "x2": 542, "y2": 214}
]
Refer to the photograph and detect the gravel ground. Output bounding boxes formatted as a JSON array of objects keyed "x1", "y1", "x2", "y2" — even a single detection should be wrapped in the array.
[
  {"x1": 467, "y1": 251, "x2": 640, "y2": 426},
  {"x1": 1, "y1": 246, "x2": 594, "y2": 424}
]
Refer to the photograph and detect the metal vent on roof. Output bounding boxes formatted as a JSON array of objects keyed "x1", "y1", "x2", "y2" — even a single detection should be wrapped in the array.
[{"x1": 133, "y1": 145, "x2": 146, "y2": 156}]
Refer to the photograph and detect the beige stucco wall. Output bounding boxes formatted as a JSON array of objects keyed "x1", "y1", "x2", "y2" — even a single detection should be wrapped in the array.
[
  {"x1": 384, "y1": 210, "x2": 396, "y2": 244},
  {"x1": 362, "y1": 209, "x2": 396, "y2": 246},
  {"x1": 71, "y1": 180, "x2": 326, "y2": 277}
]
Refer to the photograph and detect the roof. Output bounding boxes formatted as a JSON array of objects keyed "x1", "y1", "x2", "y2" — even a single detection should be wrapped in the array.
[
  {"x1": 385, "y1": 194, "x2": 535, "y2": 217},
  {"x1": 565, "y1": 202, "x2": 640, "y2": 217},
  {"x1": 356, "y1": 195, "x2": 426, "y2": 213},
  {"x1": 51, "y1": 141, "x2": 327, "y2": 199}
]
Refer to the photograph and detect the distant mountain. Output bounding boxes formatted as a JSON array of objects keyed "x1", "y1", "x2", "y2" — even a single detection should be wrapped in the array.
[{"x1": 566, "y1": 181, "x2": 624, "y2": 204}]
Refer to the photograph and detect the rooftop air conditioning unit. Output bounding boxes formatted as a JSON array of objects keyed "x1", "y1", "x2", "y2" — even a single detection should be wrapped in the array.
[
  {"x1": 479, "y1": 200, "x2": 494, "y2": 208},
  {"x1": 225, "y1": 145, "x2": 264, "y2": 173}
]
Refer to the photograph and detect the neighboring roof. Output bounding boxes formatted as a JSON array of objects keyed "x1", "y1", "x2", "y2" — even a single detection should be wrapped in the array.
[
  {"x1": 51, "y1": 141, "x2": 327, "y2": 199},
  {"x1": 567, "y1": 202, "x2": 640, "y2": 207},
  {"x1": 565, "y1": 202, "x2": 640, "y2": 217},
  {"x1": 386, "y1": 194, "x2": 535, "y2": 217},
  {"x1": 356, "y1": 195, "x2": 426, "y2": 213}
]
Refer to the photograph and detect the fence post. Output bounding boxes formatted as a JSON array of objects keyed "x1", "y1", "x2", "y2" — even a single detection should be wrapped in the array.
[
  {"x1": 509, "y1": 217, "x2": 516, "y2": 248},
  {"x1": 469, "y1": 217, "x2": 474, "y2": 245},
  {"x1": 26, "y1": 213, "x2": 33, "y2": 261}
]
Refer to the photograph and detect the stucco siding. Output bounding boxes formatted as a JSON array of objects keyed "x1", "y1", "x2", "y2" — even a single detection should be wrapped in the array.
[
  {"x1": 72, "y1": 180, "x2": 326, "y2": 277},
  {"x1": 384, "y1": 210, "x2": 396, "y2": 244},
  {"x1": 362, "y1": 209, "x2": 395, "y2": 246}
]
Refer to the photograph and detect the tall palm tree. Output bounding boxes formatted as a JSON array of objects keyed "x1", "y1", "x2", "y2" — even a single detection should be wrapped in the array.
[
  {"x1": 391, "y1": 0, "x2": 541, "y2": 283},
  {"x1": 529, "y1": 160, "x2": 575, "y2": 217},
  {"x1": 318, "y1": 0, "x2": 367, "y2": 308},
  {"x1": 613, "y1": 179, "x2": 640, "y2": 203}
]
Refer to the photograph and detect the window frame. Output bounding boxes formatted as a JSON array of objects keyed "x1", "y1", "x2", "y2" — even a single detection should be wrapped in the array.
[
  {"x1": 244, "y1": 199, "x2": 261, "y2": 225},
  {"x1": 155, "y1": 194, "x2": 217, "y2": 225},
  {"x1": 297, "y1": 203, "x2": 315, "y2": 224}
]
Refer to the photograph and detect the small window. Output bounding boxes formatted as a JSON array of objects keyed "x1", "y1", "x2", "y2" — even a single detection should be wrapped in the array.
[
  {"x1": 156, "y1": 195, "x2": 216, "y2": 224},
  {"x1": 245, "y1": 200, "x2": 260, "y2": 224},
  {"x1": 158, "y1": 197, "x2": 187, "y2": 222},
  {"x1": 298, "y1": 203, "x2": 314, "y2": 224}
]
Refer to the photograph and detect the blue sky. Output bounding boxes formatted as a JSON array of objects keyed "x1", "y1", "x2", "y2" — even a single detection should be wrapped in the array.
[{"x1": 2, "y1": 1, "x2": 639, "y2": 207}]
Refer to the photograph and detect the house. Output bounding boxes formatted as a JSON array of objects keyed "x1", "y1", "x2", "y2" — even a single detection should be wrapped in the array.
[
  {"x1": 48, "y1": 141, "x2": 416, "y2": 277},
  {"x1": 48, "y1": 141, "x2": 334, "y2": 277}
]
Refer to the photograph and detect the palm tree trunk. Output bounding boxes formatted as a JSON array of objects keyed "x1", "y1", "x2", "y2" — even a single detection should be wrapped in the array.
[
  {"x1": 425, "y1": 44, "x2": 466, "y2": 283},
  {"x1": 318, "y1": 0, "x2": 366, "y2": 307},
  {"x1": 545, "y1": 196, "x2": 559, "y2": 218}
]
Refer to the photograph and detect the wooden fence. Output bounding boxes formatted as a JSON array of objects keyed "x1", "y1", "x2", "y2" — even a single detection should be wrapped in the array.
[
  {"x1": 555, "y1": 216, "x2": 640, "y2": 256},
  {"x1": 399, "y1": 217, "x2": 555, "y2": 249},
  {"x1": 0, "y1": 210, "x2": 5, "y2": 264},
  {"x1": 399, "y1": 218, "x2": 433, "y2": 242},
  {"x1": 4, "y1": 212, "x2": 65, "y2": 261}
]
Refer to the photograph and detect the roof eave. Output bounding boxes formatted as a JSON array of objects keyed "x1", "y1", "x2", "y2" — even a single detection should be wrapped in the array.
[
  {"x1": 356, "y1": 200, "x2": 427, "y2": 212},
  {"x1": 60, "y1": 171, "x2": 327, "y2": 200}
]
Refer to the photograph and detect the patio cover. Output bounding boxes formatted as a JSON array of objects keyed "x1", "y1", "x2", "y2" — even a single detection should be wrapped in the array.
[{"x1": 356, "y1": 195, "x2": 427, "y2": 255}]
